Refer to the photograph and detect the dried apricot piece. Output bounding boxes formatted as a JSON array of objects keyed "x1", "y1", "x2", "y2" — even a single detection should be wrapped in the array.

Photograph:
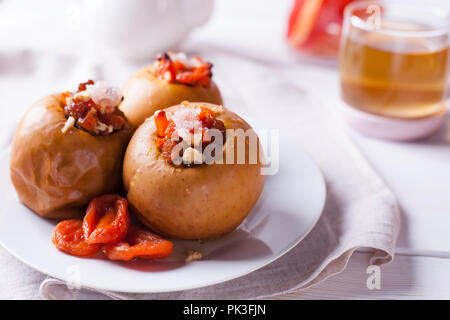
[
  {"x1": 156, "y1": 53, "x2": 176, "y2": 82},
  {"x1": 83, "y1": 194, "x2": 130, "y2": 244},
  {"x1": 103, "y1": 226, "x2": 174, "y2": 262},
  {"x1": 52, "y1": 219, "x2": 101, "y2": 257},
  {"x1": 154, "y1": 110, "x2": 170, "y2": 138},
  {"x1": 197, "y1": 106, "x2": 215, "y2": 120},
  {"x1": 78, "y1": 110, "x2": 97, "y2": 132}
]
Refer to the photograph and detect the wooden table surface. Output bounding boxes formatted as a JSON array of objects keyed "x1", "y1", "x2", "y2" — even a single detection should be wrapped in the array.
[{"x1": 268, "y1": 251, "x2": 450, "y2": 299}]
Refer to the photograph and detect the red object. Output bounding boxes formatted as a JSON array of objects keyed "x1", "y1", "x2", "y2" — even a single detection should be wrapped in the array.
[
  {"x1": 101, "y1": 113, "x2": 126, "y2": 129},
  {"x1": 197, "y1": 106, "x2": 225, "y2": 143},
  {"x1": 78, "y1": 79, "x2": 95, "y2": 92},
  {"x1": 165, "y1": 121, "x2": 177, "y2": 137},
  {"x1": 155, "y1": 137, "x2": 166, "y2": 148},
  {"x1": 176, "y1": 57, "x2": 212, "y2": 86},
  {"x1": 83, "y1": 194, "x2": 130, "y2": 244},
  {"x1": 77, "y1": 108, "x2": 97, "y2": 132},
  {"x1": 287, "y1": 0, "x2": 355, "y2": 56},
  {"x1": 154, "y1": 110, "x2": 170, "y2": 138},
  {"x1": 156, "y1": 53, "x2": 177, "y2": 82},
  {"x1": 198, "y1": 106, "x2": 215, "y2": 121},
  {"x1": 155, "y1": 53, "x2": 212, "y2": 86},
  {"x1": 103, "y1": 226, "x2": 174, "y2": 262},
  {"x1": 154, "y1": 110, "x2": 178, "y2": 163},
  {"x1": 52, "y1": 219, "x2": 101, "y2": 257},
  {"x1": 66, "y1": 98, "x2": 96, "y2": 121}
]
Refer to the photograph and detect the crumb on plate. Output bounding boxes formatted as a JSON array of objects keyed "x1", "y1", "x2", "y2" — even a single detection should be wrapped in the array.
[{"x1": 185, "y1": 250, "x2": 202, "y2": 263}]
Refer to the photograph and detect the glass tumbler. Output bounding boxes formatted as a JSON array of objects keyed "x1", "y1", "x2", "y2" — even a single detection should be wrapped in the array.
[{"x1": 339, "y1": 1, "x2": 450, "y2": 119}]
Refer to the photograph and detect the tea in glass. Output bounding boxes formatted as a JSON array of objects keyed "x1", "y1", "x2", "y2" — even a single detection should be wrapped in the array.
[{"x1": 339, "y1": 2, "x2": 450, "y2": 119}]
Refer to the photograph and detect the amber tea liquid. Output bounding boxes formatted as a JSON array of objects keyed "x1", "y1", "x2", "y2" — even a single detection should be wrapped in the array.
[{"x1": 340, "y1": 23, "x2": 449, "y2": 119}]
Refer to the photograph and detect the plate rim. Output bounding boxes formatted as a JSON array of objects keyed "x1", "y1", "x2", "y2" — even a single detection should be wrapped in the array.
[{"x1": 0, "y1": 146, "x2": 326, "y2": 294}]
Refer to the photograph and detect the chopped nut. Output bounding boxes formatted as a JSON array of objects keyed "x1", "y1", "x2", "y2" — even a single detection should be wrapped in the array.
[
  {"x1": 73, "y1": 91, "x2": 91, "y2": 102},
  {"x1": 61, "y1": 116, "x2": 75, "y2": 134},
  {"x1": 185, "y1": 250, "x2": 202, "y2": 263}
]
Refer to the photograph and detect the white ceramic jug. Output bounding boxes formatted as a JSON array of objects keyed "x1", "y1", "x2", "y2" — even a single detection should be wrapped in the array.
[{"x1": 83, "y1": 0, "x2": 214, "y2": 60}]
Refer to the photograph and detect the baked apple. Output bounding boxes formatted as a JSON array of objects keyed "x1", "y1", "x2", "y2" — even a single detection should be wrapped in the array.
[
  {"x1": 120, "y1": 52, "x2": 223, "y2": 128},
  {"x1": 123, "y1": 102, "x2": 265, "y2": 240},
  {"x1": 10, "y1": 80, "x2": 133, "y2": 219}
]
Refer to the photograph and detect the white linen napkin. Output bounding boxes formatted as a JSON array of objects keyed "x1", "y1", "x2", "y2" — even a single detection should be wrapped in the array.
[{"x1": 33, "y1": 52, "x2": 401, "y2": 299}]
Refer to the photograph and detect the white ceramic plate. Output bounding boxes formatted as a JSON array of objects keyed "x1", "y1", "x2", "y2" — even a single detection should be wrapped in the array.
[{"x1": 0, "y1": 144, "x2": 325, "y2": 293}]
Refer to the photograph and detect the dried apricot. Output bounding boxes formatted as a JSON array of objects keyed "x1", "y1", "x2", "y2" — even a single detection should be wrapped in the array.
[
  {"x1": 154, "y1": 110, "x2": 170, "y2": 138},
  {"x1": 103, "y1": 226, "x2": 174, "y2": 262},
  {"x1": 52, "y1": 219, "x2": 101, "y2": 257},
  {"x1": 83, "y1": 194, "x2": 130, "y2": 244}
]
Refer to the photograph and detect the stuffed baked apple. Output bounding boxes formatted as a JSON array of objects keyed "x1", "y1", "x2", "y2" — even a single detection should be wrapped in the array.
[
  {"x1": 123, "y1": 102, "x2": 265, "y2": 240},
  {"x1": 120, "y1": 52, "x2": 223, "y2": 128},
  {"x1": 10, "y1": 80, "x2": 133, "y2": 219}
]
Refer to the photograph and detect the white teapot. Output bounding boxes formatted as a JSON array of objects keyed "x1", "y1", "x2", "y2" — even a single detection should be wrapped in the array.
[{"x1": 83, "y1": 0, "x2": 214, "y2": 60}]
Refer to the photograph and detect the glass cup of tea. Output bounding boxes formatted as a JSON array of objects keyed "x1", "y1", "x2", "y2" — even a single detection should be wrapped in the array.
[{"x1": 339, "y1": 1, "x2": 450, "y2": 121}]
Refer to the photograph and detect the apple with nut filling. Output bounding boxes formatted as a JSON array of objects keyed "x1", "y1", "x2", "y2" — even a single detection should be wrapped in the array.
[
  {"x1": 120, "y1": 52, "x2": 223, "y2": 128},
  {"x1": 10, "y1": 80, "x2": 133, "y2": 219},
  {"x1": 123, "y1": 102, "x2": 265, "y2": 240}
]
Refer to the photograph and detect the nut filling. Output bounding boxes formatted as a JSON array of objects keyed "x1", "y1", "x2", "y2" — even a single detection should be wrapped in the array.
[
  {"x1": 62, "y1": 80, "x2": 125, "y2": 136},
  {"x1": 154, "y1": 104, "x2": 226, "y2": 166}
]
